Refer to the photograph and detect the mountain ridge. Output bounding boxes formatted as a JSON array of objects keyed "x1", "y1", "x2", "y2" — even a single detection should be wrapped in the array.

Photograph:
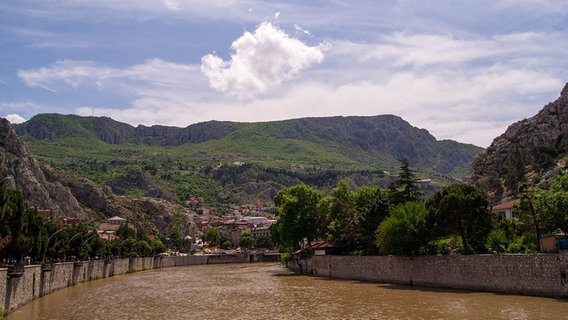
[{"x1": 14, "y1": 113, "x2": 483, "y2": 176}]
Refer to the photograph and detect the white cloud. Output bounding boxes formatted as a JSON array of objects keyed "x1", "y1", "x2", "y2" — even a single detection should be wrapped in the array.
[
  {"x1": 4, "y1": 113, "x2": 26, "y2": 124},
  {"x1": 162, "y1": 0, "x2": 180, "y2": 11},
  {"x1": 200, "y1": 22, "x2": 327, "y2": 99}
]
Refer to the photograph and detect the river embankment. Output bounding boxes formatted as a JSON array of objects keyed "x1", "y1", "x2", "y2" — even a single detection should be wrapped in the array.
[
  {"x1": 288, "y1": 252, "x2": 568, "y2": 298},
  {"x1": 0, "y1": 252, "x2": 280, "y2": 314}
]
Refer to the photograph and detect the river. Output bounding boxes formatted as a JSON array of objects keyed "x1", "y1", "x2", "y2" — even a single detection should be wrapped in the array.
[{"x1": 6, "y1": 263, "x2": 567, "y2": 320}]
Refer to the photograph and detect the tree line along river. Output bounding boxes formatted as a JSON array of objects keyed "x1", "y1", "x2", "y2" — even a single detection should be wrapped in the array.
[{"x1": 6, "y1": 262, "x2": 567, "y2": 320}]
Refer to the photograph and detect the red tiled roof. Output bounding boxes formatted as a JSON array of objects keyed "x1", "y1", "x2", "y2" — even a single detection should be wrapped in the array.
[
  {"x1": 307, "y1": 242, "x2": 335, "y2": 250},
  {"x1": 492, "y1": 199, "x2": 519, "y2": 211}
]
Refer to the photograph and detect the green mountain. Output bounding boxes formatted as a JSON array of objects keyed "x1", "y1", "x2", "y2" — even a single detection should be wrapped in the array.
[{"x1": 13, "y1": 113, "x2": 483, "y2": 205}]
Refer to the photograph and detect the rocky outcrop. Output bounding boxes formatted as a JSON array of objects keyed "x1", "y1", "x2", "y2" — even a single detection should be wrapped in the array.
[
  {"x1": 1, "y1": 118, "x2": 195, "y2": 234},
  {"x1": 105, "y1": 168, "x2": 175, "y2": 201},
  {"x1": 14, "y1": 114, "x2": 238, "y2": 146},
  {"x1": 1, "y1": 117, "x2": 83, "y2": 214},
  {"x1": 469, "y1": 83, "x2": 568, "y2": 202}
]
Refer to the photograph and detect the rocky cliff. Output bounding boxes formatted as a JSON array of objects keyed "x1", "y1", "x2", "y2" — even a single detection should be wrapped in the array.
[
  {"x1": 469, "y1": 83, "x2": 568, "y2": 202},
  {"x1": 1, "y1": 118, "x2": 195, "y2": 235},
  {"x1": 0, "y1": 117, "x2": 86, "y2": 216},
  {"x1": 14, "y1": 113, "x2": 238, "y2": 146}
]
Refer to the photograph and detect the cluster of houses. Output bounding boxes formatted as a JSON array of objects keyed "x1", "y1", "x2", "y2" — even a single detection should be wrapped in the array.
[
  {"x1": 35, "y1": 200, "x2": 276, "y2": 249},
  {"x1": 193, "y1": 203, "x2": 276, "y2": 248}
]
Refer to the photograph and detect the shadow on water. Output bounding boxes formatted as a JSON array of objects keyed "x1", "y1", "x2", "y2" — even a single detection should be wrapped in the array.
[
  {"x1": 379, "y1": 282, "x2": 568, "y2": 302},
  {"x1": 268, "y1": 269, "x2": 298, "y2": 277},
  {"x1": 302, "y1": 274, "x2": 568, "y2": 302}
]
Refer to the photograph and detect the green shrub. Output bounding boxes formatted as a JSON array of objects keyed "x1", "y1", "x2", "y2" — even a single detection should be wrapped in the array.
[
  {"x1": 508, "y1": 243, "x2": 522, "y2": 253},
  {"x1": 281, "y1": 252, "x2": 292, "y2": 263},
  {"x1": 486, "y1": 229, "x2": 507, "y2": 253}
]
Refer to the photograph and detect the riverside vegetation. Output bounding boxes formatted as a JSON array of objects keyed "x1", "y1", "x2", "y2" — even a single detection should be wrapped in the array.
[{"x1": 271, "y1": 158, "x2": 568, "y2": 255}]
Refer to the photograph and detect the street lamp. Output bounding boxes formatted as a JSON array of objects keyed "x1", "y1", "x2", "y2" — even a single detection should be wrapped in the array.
[{"x1": 42, "y1": 227, "x2": 68, "y2": 263}]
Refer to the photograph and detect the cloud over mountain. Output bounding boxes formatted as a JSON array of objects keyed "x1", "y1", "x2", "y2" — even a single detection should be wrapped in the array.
[{"x1": 200, "y1": 22, "x2": 327, "y2": 99}]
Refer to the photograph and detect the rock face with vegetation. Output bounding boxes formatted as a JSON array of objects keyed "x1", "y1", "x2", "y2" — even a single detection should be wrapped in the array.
[
  {"x1": 0, "y1": 117, "x2": 84, "y2": 216},
  {"x1": 469, "y1": 83, "x2": 568, "y2": 203},
  {"x1": 1, "y1": 118, "x2": 195, "y2": 235}
]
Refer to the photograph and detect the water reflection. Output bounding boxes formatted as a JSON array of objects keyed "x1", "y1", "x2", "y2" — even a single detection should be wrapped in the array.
[{"x1": 7, "y1": 263, "x2": 566, "y2": 320}]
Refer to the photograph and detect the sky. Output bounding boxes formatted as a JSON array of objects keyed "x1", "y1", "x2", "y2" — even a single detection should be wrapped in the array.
[{"x1": 1, "y1": 1, "x2": 567, "y2": 147}]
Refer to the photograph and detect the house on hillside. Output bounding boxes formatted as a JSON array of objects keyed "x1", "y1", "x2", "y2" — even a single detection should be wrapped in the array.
[
  {"x1": 96, "y1": 216, "x2": 135, "y2": 240},
  {"x1": 492, "y1": 199, "x2": 519, "y2": 220},
  {"x1": 220, "y1": 220, "x2": 249, "y2": 246},
  {"x1": 37, "y1": 209, "x2": 75, "y2": 225}
]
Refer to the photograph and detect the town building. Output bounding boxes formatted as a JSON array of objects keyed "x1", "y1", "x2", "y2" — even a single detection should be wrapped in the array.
[{"x1": 492, "y1": 199, "x2": 519, "y2": 220}]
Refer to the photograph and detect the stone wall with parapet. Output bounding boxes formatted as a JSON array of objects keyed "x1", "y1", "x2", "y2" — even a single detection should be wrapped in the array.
[
  {"x1": 112, "y1": 258, "x2": 130, "y2": 276},
  {"x1": 0, "y1": 268, "x2": 6, "y2": 311},
  {"x1": 289, "y1": 252, "x2": 568, "y2": 297},
  {"x1": 87, "y1": 260, "x2": 107, "y2": 280},
  {"x1": 160, "y1": 255, "x2": 208, "y2": 268},
  {"x1": 129, "y1": 257, "x2": 155, "y2": 271},
  {"x1": 40, "y1": 262, "x2": 74, "y2": 297},
  {"x1": 4, "y1": 265, "x2": 41, "y2": 310}
]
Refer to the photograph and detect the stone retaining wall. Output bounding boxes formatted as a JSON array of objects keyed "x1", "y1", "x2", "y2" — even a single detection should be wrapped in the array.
[
  {"x1": 112, "y1": 258, "x2": 130, "y2": 276},
  {"x1": 0, "y1": 268, "x2": 6, "y2": 312},
  {"x1": 160, "y1": 255, "x2": 208, "y2": 268},
  {"x1": 289, "y1": 252, "x2": 568, "y2": 297},
  {"x1": 5, "y1": 265, "x2": 41, "y2": 311},
  {"x1": 40, "y1": 263, "x2": 74, "y2": 297}
]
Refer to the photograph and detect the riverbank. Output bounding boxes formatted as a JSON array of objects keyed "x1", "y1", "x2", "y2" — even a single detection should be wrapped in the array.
[
  {"x1": 288, "y1": 252, "x2": 568, "y2": 298},
  {"x1": 0, "y1": 252, "x2": 280, "y2": 315}
]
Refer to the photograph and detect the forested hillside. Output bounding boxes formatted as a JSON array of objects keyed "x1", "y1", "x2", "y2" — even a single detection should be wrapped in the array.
[{"x1": 13, "y1": 114, "x2": 483, "y2": 206}]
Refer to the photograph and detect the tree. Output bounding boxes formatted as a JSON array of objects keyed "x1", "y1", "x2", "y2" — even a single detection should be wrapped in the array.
[
  {"x1": 425, "y1": 183, "x2": 492, "y2": 253},
  {"x1": 389, "y1": 158, "x2": 423, "y2": 206},
  {"x1": 149, "y1": 237, "x2": 167, "y2": 255},
  {"x1": 272, "y1": 184, "x2": 323, "y2": 251},
  {"x1": 168, "y1": 226, "x2": 184, "y2": 251},
  {"x1": 255, "y1": 234, "x2": 272, "y2": 249},
  {"x1": 116, "y1": 224, "x2": 135, "y2": 240},
  {"x1": 355, "y1": 187, "x2": 389, "y2": 255},
  {"x1": 326, "y1": 180, "x2": 358, "y2": 254},
  {"x1": 532, "y1": 174, "x2": 568, "y2": 236},
  {"x1": 203, "y1": 228, "x2": 221, "y2": 247},
  {"x1": 238, "y1": 231, "x2": 255, "y2": 252},
  {"x1": 376, "y1": 201, "x2": 427, "y2": 255},
  {"x1": 516, "y1": 183, "x2": 542, "y2": 252},
  {"x1": 0, "y1": 182, "x2": 39, "y2": 260}
]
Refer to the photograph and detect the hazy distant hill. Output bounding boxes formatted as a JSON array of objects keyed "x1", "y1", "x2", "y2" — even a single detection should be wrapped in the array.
[
  {"x1": 13, "y1": 114, "x2": 483, "y2": 205},
  {"x1": 470, "y1": 83, "x2": 568, "y2": 203}
]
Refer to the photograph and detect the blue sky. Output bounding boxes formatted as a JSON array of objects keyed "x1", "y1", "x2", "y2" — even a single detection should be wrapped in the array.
[{"x1": 1, "y1": 0, "x2": 567, "y2": 147}]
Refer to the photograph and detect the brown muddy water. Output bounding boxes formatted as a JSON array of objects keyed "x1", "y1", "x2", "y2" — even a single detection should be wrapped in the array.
[{"x1": 6, "y1": 263, "x2": 567, "y2": 320}]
